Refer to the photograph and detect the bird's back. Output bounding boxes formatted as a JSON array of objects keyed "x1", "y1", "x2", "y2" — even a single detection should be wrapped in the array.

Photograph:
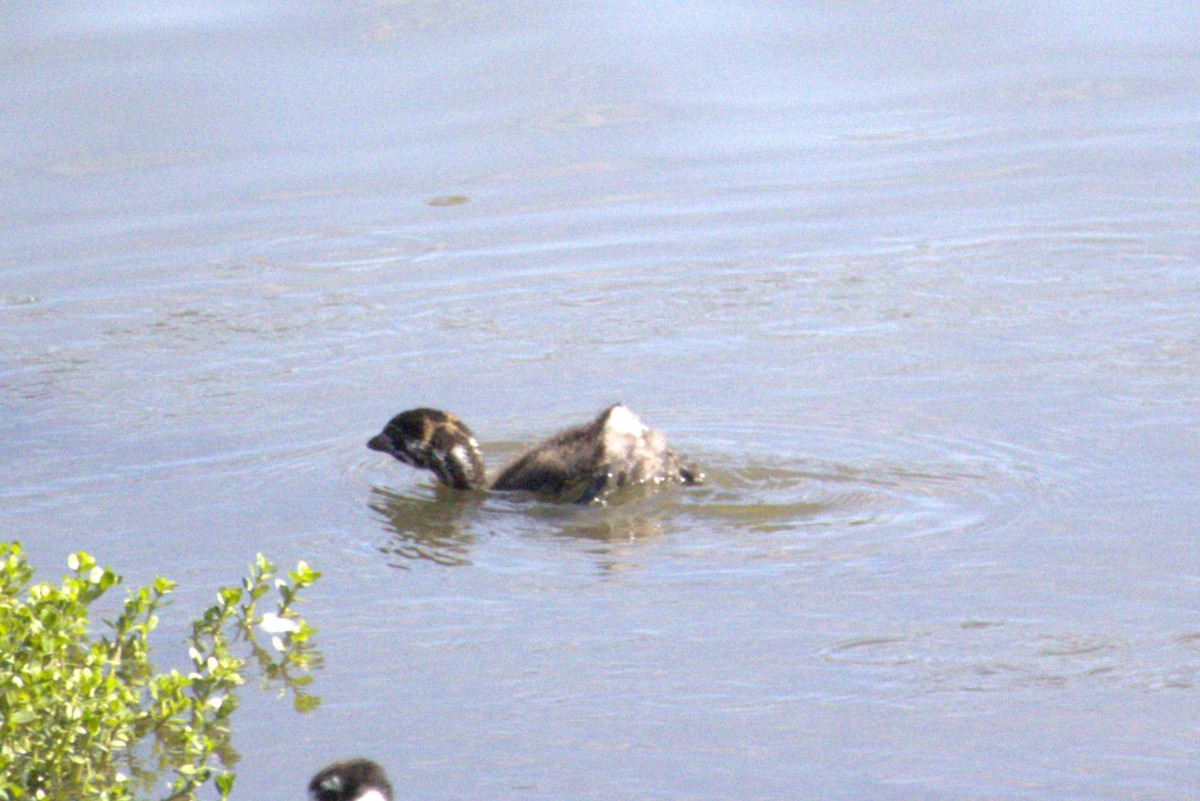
[{"x1": 491, "y1": 404, "x2": 686, "y2": 502}]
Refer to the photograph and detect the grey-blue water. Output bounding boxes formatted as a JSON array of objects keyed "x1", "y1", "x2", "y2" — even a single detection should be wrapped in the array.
[{"x1": 3, "y1": 1, "x2": 1198, "y2": 798}]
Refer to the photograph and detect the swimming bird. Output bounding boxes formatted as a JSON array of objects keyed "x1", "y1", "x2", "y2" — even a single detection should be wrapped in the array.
[
  {"x1": 367, "y1": 404, "x2": 701, "y2": 503},
  {"x1": 308, "y1": 759, "x2": 392, "y2": 801}
]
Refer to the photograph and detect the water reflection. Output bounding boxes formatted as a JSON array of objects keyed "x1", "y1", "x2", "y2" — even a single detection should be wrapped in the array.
[
  {"x1": 367, "y1": 480, "x2": 686, "y2": 568},
  {"x1": 365, "y1": 436, "x2": 1019, "y2": 569},
  {"x1": 519, "y1": 486, "x2": 680, "y2": 543},
  {"x1": 368, "y1": 485, "x2": 481, "y2": 568}
]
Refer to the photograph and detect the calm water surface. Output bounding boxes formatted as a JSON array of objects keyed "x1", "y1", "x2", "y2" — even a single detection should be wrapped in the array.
[{"x1": 3, "y1": 1, "x2": 1198, "y2": 799}]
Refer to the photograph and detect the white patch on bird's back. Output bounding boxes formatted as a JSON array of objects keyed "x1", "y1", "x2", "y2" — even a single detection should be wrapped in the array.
[
  {"x1": 603, "y1": 404, "x2": 646, "y2": 439},
  {"x1": 602, "y1": 405, "x2": 652, "y2": 470}
]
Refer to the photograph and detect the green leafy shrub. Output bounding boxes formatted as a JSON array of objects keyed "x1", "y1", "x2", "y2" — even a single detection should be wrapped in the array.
[{"x1": 0, "y1": 543, "x2": 321, "y2": 801}]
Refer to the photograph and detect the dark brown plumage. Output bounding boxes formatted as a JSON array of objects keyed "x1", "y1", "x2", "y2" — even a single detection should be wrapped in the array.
[{"x1": 368, "y1": 404, "x2": 701, "y2": 503}]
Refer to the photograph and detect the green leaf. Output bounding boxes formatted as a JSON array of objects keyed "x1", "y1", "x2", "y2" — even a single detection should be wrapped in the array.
[{"x1": 215, "y1": 771, "x2": 235, "y2": 797}]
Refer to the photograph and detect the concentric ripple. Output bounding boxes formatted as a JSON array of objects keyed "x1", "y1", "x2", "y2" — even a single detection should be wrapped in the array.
[{"x1": 353, "y1": 413, "x2": 1058, "y2": 570}]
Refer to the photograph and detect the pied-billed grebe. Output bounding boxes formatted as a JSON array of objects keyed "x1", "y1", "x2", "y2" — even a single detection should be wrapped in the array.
[
  {"x1": 309, "y1": 759, "x2": 392, "y2": 801},
  {"x1": 367, "y1": 404, "x2": 701, "y2": 503}
]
